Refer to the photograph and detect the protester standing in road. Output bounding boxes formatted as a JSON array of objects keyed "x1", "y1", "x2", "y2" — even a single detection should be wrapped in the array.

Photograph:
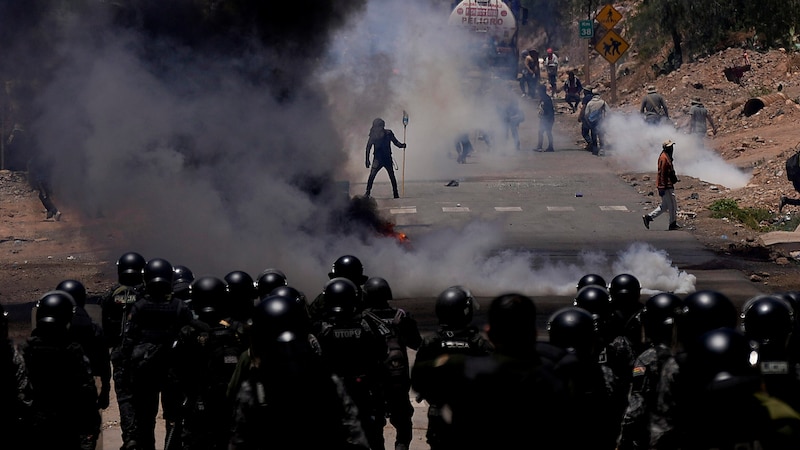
[
  {"x1": 519, "y1": 49, "x2": 539, "y2": 98},
  {"x1": 642, "y1": 140, "x2": 681, "y2": 231},
  {"x1": 577, "y1": 87, "x2": 594, "y2": 151},
  {"x1": 640, "y1": 85, "x2": 670, "y2": 125},
  {"x1": 534, "y1": 84, "x2": 555, "y2": 152},
  {"x1": 500, "y1": 86, "x2": 524, "y2": 151},
  {"x1": 365, "y1": 118, "x2": 406, "y2": 199},
  {"x1": 563, "y1": 70, "x2": 583, "y2": 113}
]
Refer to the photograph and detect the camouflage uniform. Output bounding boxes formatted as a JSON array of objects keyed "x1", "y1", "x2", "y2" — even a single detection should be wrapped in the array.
[{"x1": 617, "y1": 342, "x2": 674, "y2": 450}]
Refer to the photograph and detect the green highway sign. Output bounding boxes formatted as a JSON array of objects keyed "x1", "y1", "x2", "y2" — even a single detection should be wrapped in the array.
[{"x1": 579, "y1": 20, "x2": 593, "y2": 39}]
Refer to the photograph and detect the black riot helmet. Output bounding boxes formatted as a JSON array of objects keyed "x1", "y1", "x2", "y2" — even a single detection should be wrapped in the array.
[
  {"x1": 116, "y1": 251, "x2": 146, "y2": 287},
  {"x1": 256, "y1": 268, "x2": 288, "y2": 299},
  {"x1": 143, "y1": 258, "x2": 174, "y2": 298},
  {"x1": 435, "y1": 285, "x2": 477, "y2": 329},
  {"x1": 224, "y1": 270, "x2": 257, "y2": 321},
  {"x1": 270, "y1": 285, "x2": 308, "y2": 314},
  {"x1": 687, "y1": 327, "x2": 758, "y2": 389},
  {"x1": 679, "y1": 290, "x2": 738, "y2": 347},
  {"x1": 190, "y1": 276, "x2": 228, "y2": 324},
  {"x1": 609, "y1": 273, "x2": 642, "y2": 308},
  {"x1": 547, "y1": 306, "x2": 596, "y2": 357},
  {"x1": 327, "y1": 255, "x2": 369, "y2": 285},
  {"x1": 577, "y1": 273, "x2": 607, "y2": 292},
  {"x1": 641, "y1": 292, "x2": 682, "y2": 344},
  {"x1": 249, "y1": 294, "x2": 312, "y2": 362},
  {"x1": 322, "y1": 277, "x2": 360, "y2": 321},
  {"x1": 363, "y1": 276, "x2": 393, "y2": 308},
  {"x1": 172, "y1": 265, "x2": 195, "y2": 301},
  {"x1": 36, "y1": 290, "x2": 76, "y2": 331},
  {"x1": 56, "y1": 279, "x2": 87, "y2": 307},
  {"x1": 573, "y1": 285, "x2": 612, "y2": 318},
  {"x1": 740, "y1": 294, "x2": 794, "y2": 347}
]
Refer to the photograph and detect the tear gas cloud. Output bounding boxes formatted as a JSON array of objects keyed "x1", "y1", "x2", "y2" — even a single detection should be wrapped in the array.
[
  {"x1": 18, "y1": 1, "x2": 695, "y2": 299},
  {"x1": 601, "y1": 112, "x2": 752, "y2": 189}
]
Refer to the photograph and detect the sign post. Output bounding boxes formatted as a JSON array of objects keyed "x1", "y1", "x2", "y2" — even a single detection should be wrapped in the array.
[
  {"x1": 579, "y1": 20, "x2": 593, "y2": 85},
  {"x1": 401, "y1": 110, "x2": 408, "y2": 197},
  {"x1": 593, "y1": 4, "x2": 628, "y2": 104}
]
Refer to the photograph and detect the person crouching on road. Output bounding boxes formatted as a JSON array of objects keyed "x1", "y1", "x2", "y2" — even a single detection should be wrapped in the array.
[
  {"x1": 365, "y1": 118, "x2": 406, "y2": 199},
  {"x1": 643, "y1": 140, "x2": 681, "y2": 231}
]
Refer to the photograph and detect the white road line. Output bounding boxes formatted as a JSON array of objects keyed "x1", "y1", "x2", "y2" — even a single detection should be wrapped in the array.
[
  {"x1": 547, "y1": 206, "x2": 575, "y2": 211},
  {"x1": 599, "y1": 206, "x2": 629, "y2": 211},
  {"x1": 494, "y1": 206, "x2": 523, "y2": 211},
  {"x1": 390, "y1": 207, "x2": 417, "y2": 214},
  {"x1": 442, "y1": 207, "x2": 471, "y2": 212}
]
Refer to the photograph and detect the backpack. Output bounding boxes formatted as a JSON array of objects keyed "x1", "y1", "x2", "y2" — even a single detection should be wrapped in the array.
[
  {"x1": 786, "y1": 150, "x2": 800, "y2": 182},
  {"x1": 586, "y1": 105, "x2": 604, "y2": 127}
]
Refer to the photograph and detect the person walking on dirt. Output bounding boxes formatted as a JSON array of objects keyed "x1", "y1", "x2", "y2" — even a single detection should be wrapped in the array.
[
  {"x1": 688, "y1": 97, "x2": 717, "y2": 136},
  {"x1": 365, "y1": 118, "x2": 406, "y2": 199},
  {"x1": 28, "y1": 151, "x2": 61, "y2": 221},
  {"x1": 642, "y1": 140, "x2": 681, "y2": 231},
  {"x1": 640, "y1": 85, "x2": 670, "y2": 125}
]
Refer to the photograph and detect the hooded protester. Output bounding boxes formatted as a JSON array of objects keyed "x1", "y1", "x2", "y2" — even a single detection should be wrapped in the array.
[{"x1": 365, "y1": 118, "x2": 406, "y2": 199}]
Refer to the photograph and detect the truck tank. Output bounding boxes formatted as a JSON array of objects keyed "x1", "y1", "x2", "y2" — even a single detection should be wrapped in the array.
[{"x1": 448, "y1": 0, "x2": 525, "y2": 79}]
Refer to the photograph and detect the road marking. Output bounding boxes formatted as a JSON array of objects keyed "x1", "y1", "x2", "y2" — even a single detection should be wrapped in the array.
[
  {"x1": 495, "y1": 206, "x2": 523, "y2": 212},
  {"x1": 600, "y1": 206, "x2": 629, "y2": 211},
  {"x1": 390, "y1": 207, "x2": 417, "y2": 214},
  {"x1": 547, "y1": 206, "x2": 575, "y2": 211},
  {"x1": 442, "y1": 207, "x2": 471, "y2": 212}
]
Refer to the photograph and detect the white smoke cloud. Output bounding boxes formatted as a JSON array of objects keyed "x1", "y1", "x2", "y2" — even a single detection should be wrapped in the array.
[{"x1": 600, "y1": 111, "x2": 752, "y2": 189}]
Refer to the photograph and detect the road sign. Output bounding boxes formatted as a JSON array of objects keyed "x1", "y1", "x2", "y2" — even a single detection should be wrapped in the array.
[
  {"x1": 579, "y1": 20, "x2": 593, "y2": 39},
  {"x1": 595, "y1": 4, "x2": 622, "y2": 30},
  {"x1": 594, "y1": 29, "x2": 629, "y2": 64}
]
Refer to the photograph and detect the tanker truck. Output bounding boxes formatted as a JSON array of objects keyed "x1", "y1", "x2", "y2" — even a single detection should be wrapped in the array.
[{"x1": 447, "y1": 0, "x2": 527, "y2": 79}]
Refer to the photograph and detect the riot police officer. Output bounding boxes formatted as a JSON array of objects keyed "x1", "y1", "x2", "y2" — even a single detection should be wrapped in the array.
[
  {"x1": 172, "y1": 265, "x2": 195, "y2": 303},
  {"x1": 57, "y1": 279, "x2": 112, "y2": 412},
  {"x1": 412, "y1": 293, "x2": 572, "y2": 450},
  {"x1": 617, "y1": 292, "x2": 682, "y2": 450},
  {"x1": 577, "y1": 272, "x2": 607, "y2": 292},
  {"x1": 312, "y1": 277, "x2": 387, "y2": 450},
  {"x1": 547, "y1": 306, "x2": 619, "y2": 450},
  {"x1": 308, "y1": 255, "x2": 370, "y2": 321},
  {"x1": 654, "y1": 289, "x2": 739, "y2": 448},
  {"x1": 255, "y1": 268, "x2": 288, "y2": 301},
  {"x1": 414, "y1": 286, "x2": 492, "y2": 450},
  {"x1": 741, "y1": 294, "x2": 800, "y2": 412},
  {"x1": 229, "y1": 293, "x2": 369, "y2": 450},
  {"x1": 100, "y1": 251, "x2": 147, "y2": 449},
  {"x1": 120, "y1": 258, "x2": 194, "y2": 450},
  {"x1": 0, "y1": 302, "x2": 32, "y2": 450},
  {"x1": 20, "y1": 291, "x2": 101, "y2": 449},
  {"x1": 362, "y1": 276, "x2": 422, "y2": 450},
  {"x1": 174, "y1": 276, "x2": 246, "y2": 450},
  {"x1": 608, "y1": 273, "x2": 645, "y2": 353}
]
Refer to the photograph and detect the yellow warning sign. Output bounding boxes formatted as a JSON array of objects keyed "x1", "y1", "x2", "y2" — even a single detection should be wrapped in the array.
[
  {"x1": 595, "y1": 4, "x2": 622, "y2": 30},
  {"x1": 594, "y1": 29, "x2": 629, "y2": 64}
]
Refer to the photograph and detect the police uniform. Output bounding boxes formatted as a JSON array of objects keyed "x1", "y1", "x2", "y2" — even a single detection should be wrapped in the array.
[
  {"x1": 314, "y1": 308, "x2": 388, "y2": 450},
  {"x1": 414, "y1": 327, "x2": 492, "y2": 450},
  {"x1": 120, "y1": 292, "x2": 194, "y2": 450},
  {"x1": 362, "y1": 302, "x2": 422, "y2": 450}
]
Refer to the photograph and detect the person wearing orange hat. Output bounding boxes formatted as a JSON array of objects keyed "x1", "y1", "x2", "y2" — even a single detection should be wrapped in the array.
[{"x1": 544, "y1": 48, "x2": 559, "y2": 96}]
